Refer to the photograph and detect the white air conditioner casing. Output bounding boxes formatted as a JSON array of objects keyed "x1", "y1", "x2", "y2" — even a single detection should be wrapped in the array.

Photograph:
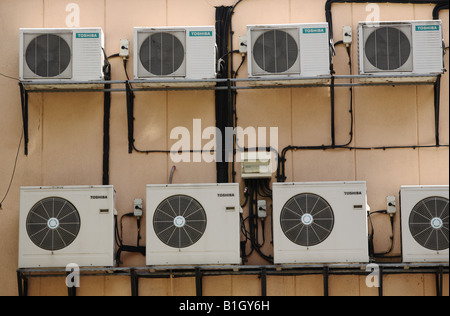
[
  {"x1": 247, "y1": 23, "x2": 331, "y2": 85},
  {"x1": 146, "y1": 183, "x2": 241, "y2": 266},
  {"x1": 400, "y1": 185, "x2": 449, "y2": 263},
  {"x1": 273, "y1": 181, "x2": 370, "y2": 264},
  {"x1": 18, "y1": 186, "x2": 116, "y2": 268},
  {"x1": 358, "y1": 20, "x2": 444, "y2": 82},
  {"x1": 19, "y1": 28, "x2": 105, "y2": 89},
  {"x1": 134, "y1": 26, "x2": 217, "y2": 87}
]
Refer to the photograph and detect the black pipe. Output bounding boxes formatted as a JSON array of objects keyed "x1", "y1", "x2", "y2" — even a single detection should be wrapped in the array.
[
  {"x1": 195, "y1": 268, "x2": 203, "y2": 296},
  {"x1": 215, "y1": 6, "x2": 234, "y2": 183},
  {"x1": 103, "y1": 78, "x2": 111, "y2": 185},
  {"x1": 19, "y1": 82, "x2": 29, "y2": 156},
  {"x1": 433, "y1": 2, "x2": 449, "y2": 19},
  {"x1": 130, "y1": 268, "x2": 139, "y2": 297},
  {"x1": 434, "y1": 75, "x2": 442, "y2": 146},
  {"x1": 331, "y1": 77, "x2": 336, "y2": 147},
  {"x1": 126, "y1": 81, "x2": 135, "y2": 154},
  {"x1": 261, "y1": 268, "x2": 267, "y2": 297},
  {"x1": 323, "y1": 266, "x2": 329, "y2": 296}
]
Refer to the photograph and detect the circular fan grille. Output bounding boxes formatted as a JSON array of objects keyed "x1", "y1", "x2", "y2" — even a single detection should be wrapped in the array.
[
  {"x1": 26, "y1": 197, "x2": 81, "y2": 251},
  {"x1": 365, "y1": 27, "x2": 411, "y2": 71},
  {"x1": 409, "y1": 196, "x2": 449, "y2": 251},
  {"x1": 25, "y1": 34, "x2": 71, "y2": 78},
  {"x1": 280, "y1": 193, "x2": 334, "y2": 247},
  {"x1": 140, "y1": 32, "x2": 185, "y2": 76},
  {"x1": 153, "y1": 195, "x2": 207, "y2": 249},
  {"x1": 253, "y1": 30, "x2": 299, "y2": 74}
]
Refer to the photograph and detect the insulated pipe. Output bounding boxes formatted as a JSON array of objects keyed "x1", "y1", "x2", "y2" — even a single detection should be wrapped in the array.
[{"x1": 433, "y1": 3, "x2": 449, "y2": 20}]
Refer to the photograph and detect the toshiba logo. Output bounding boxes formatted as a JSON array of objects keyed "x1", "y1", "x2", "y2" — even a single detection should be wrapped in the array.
[
  {"x1": 344, "y1": 192, "x2": 362, "y2": 196},
  {"x1": 90, "y1": 195, "x2": 108, "y2": 199},
  {"x1": 217, "y1": 193, "x2": 235, "y2": 198}
]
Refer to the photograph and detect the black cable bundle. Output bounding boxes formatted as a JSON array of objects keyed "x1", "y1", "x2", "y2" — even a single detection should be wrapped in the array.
[
  {"x1": 114, "y1": 213, "x2": 145, "y2": 265},
  {"x1": 102, "y1": 50, "x2": 112, "y2": 186},
  {"x1": 241, "y1": 179, "x2": 274, "y2": 264},
  {"x1": 215, "y1": 6, "x2": 234, "y2": 184}
]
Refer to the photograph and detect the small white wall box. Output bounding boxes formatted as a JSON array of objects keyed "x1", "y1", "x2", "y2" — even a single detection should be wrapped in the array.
[
  {"x1": 400, "y1": 185, "x2": 449, "y2": 263},
  {"x1": 134, "y1": 26, "x2": 217, "y2": 87},
  {"x1": 247, "y1": 23, "x2": 331, "y2": 85},
  {"x1": 241, "y1": 152, "x2": 273, "y2": 179},
  {"x1": 18, "y1": 186, "x2": 116, "y2": 268},
  {"x1": 146, "y1": 183, "x2": 241, "y2": 266},
  {"x1": 273, "y1": 181, "x2": 370, "y2": 264},
  {"x1": 20, "y1": 28, "x2": 105, "y2": 88},
  {"x1": 358, "y1": 20, "x2": 444, "y2": 83}
]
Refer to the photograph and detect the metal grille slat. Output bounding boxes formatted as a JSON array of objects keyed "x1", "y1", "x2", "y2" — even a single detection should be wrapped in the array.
[
  {"x1": 26, "y1": 197, "x2": 80, "y2": 252},
  {"x1": 409, "y1": 196, "x2": 449, "y2": 251},
  {"x1": 153, "y1": 195, "x2": 207, "y2": 249},
  {"x1": 280, "y1": 193, "x2": 334, "y2": 247}
]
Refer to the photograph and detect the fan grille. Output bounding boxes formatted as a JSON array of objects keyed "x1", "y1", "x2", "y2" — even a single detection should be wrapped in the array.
[
  {"x1": 253, "y1": 29, "x2": 299, "y2": 74},
  {"x1": 364, "y1": 26, "x2": 411, "y2": 71},
  {"x1": 25, "y1": 34, "x2": 71, "y2": 78},
  {"x1": 409, "y1": 196, "x2": 449, "y2": 251},
  {"x1": 26, "y1": 197, "x2": 81, "y2": 251},
  {"x1": 280, "y1": 193, "x2": 334, "y2": 247},
  {"x1": 139, "y1": 32, "x2": 185, "y2": 76},
  {"x1": 153, "y1": 195, "x2": 207, "y2": 249}
]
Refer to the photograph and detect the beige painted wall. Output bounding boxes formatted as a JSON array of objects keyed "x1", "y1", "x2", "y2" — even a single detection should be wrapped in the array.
[{"x1": 0, "y1": 0, "x2": 448, "y2": 296}]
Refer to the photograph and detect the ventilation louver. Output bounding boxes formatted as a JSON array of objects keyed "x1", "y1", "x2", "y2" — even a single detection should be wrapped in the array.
[
  {"x1": 153, "y1": 195, "x2": 207, "y2": 249},
  {"x1": 26, "y1": 197, "x2": 81, "y2": 251},
  {"x1": 409, "y1": 196, "x2": 449, "y2": 252},
  {"x1": 280, "y1": 193, "x2": 335, "y2": 247}
]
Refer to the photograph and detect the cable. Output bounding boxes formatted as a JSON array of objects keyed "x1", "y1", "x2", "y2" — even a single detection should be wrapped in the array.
[
  {"x1": 234, "y1": 54, "x2": 246, "y2": 79},
  {"x1": 0, "y1": 131, "x2": 23, "y2": 209},
  {"x1": 115, "y1": 212, "x2": 145, "y2": 265},
  {"x1": 0, "y1": 72, "x2": 19, "y2": 81},
  {"x1": 242, "y1": 179, "x2": 274, "y2": 264},
  {"x1": 123, "y1": 58, "x2": 131, "y2": 81},
  {"x1": 368, "y1": 210, "x2": 398, "y2": 260}
]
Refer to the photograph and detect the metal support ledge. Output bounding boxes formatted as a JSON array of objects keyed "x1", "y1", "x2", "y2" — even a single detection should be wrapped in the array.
[{"x1": 17, "y1": 263, "x2": 449, "y2": 297}]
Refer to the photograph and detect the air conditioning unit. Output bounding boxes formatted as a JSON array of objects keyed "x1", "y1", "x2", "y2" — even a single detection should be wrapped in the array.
[
  {"x1": 247, "y1": 23, "x2": 331, "y2": 85},
  {"x1": 273, "y1": 181, "x2": 370, "y2": 264},
  {"x1": 134, "y1": 26, "x2": 217, "y2": 87},
  {"x1": 146, "y1": 183, "x2": 241, "y2": 266},
  {"x1": 18, "y1": 186, "x2": 116, "y2": 268},
  {"x1": 358, "y1": 20, "x2": 445, "y2": 82},
  {"x1": 19, "y1": 28, "x2": 105, "y2": 89},
  {"x1": 400, "y1": 185, "x2": 449, "y2": 263}
]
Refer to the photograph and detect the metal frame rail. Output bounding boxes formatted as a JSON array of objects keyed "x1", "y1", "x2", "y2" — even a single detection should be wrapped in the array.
[{"x1": 17, "y1": 263, "x2": 449, "y2": 297}]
